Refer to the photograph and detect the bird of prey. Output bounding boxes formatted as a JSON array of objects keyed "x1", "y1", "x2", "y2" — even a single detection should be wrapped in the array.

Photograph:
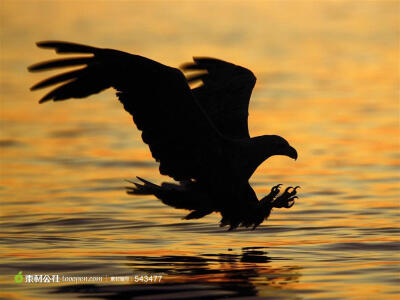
[{"x1": 28, "y1": 41, "x2": 299, "y2": 230}]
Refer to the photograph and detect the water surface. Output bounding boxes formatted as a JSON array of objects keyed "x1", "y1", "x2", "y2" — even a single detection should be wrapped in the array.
[{"x1": 1, "y1": 1, "x2": 399, "y2": 299}]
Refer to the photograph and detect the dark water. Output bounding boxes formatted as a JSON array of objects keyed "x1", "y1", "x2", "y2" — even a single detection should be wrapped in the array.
[{"x1": 1, "y1": 1, "x2": 399, "y2": 299}]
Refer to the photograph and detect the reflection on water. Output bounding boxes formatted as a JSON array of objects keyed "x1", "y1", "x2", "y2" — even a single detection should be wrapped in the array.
[
  {"x1": 50, "y1": 248, "x2": 301, "y2": 299},
  {"x1": 1, "y1": 0, "x2": 399, "y2": 299}
]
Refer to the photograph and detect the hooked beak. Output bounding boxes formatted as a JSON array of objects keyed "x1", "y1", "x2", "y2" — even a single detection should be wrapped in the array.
[{"x1": 287, "y1": 146, "x2": 298, "y2": 160}]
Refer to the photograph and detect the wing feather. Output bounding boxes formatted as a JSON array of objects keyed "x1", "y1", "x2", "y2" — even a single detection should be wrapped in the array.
[
  {"x1": 29, "y1": 41, "x2": 223, "y2": 181},
  {"x1": 28, "y1": 57, "x2": 93, "y2": 72},
  {"x1": 30, "y1": 68, "x2": 87, "y2": 90},
  {"x1": 181, "y1": 57, "x2": 256, "y2": 139}
]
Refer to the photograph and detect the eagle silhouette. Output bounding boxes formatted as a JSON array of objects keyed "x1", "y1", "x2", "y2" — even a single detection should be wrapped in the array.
[{"x1": 28, "y1": 41, "x2": 299, "y2": 230}]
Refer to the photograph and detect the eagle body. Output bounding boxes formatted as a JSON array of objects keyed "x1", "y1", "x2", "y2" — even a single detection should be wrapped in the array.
[{"x1": 29, "y1": 41, "x2": 299, "y2": 230}]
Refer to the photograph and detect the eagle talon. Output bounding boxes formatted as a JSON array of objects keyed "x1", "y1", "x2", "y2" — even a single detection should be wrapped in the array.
[
  {"x1": 271, "y1": 185, "x2": 300, "y2": 208},
  {"x1": 271, "y1": 184, "x2": 282, "y2": 193},
  {"x1": 286, "y1": 202, "x2": 294, "y2": 208},
  {"x1": 285, "y1": 196, "x2": 297, "y2": 208},
  {"x1": 282, "y1": 186, "x2": 294, "y2": 195},
  {"x1": 284, "y1": 186, "x2": 299, "y2": 197}
]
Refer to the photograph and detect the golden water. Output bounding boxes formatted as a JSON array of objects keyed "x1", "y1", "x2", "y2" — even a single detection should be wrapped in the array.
[{"x1": 1, "y1": 1, "x2": 399, "y2": 299}]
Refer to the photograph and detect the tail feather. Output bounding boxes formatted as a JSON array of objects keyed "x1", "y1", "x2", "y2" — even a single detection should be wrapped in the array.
[
  {"x1": 136, "y1": 176, "x2": 158, "y2": 187},
  {"x1": 184, "y1": 210, "x2": 213, "y2": 220},
  {"x1": 125, "y1": 177, "x2": 161, "y2": 195},
  {"x1": 126, "y1": 177, "x2": 209, "y2": 212}
]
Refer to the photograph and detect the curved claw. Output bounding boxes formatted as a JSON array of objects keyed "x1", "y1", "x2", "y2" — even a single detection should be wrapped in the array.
[
  {"x1": 271, "y1": 184, "x2": 282, "y2": 193},
  {"x1": 285, "y1": 196, "x2": 298, "y2": 208},
  {"x1": 284, "y1": 186, "x2": 300, "y2": 197},
  {"x1": 286, "y1": 201, "x2": 295, "y2": 208},
  {"x1": 284, "y1": 186, "x2": 294, "y2": 193}
]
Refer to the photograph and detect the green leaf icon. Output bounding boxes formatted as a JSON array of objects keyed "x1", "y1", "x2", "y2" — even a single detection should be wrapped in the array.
[{"x1": 14, "y1": 271, "x2": 23, "y2": 283}]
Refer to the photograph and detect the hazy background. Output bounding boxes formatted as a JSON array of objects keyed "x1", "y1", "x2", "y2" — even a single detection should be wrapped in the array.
[{"x1": 1, "y1": 1, "x2": 399, "y2": 299}]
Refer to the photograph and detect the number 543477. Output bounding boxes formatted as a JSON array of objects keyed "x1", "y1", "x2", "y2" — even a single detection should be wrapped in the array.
[{"x1": 134, "y1": 275, "x2": 162, "y2": 283}]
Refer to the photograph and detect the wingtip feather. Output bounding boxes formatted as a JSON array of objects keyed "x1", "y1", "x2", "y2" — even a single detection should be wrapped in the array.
[
  {"x1": 27, "y1": 57, "x2": 92, "y2": 72},
  {"x1": 36, "y1": 41, "x2": 60, "y2": 49},
  {"x1": 38, "y1": 97, "x2": 51, "y2": 104},
  {"x1": 35, "y1": 40, "x2": 99, "y2": 54}
]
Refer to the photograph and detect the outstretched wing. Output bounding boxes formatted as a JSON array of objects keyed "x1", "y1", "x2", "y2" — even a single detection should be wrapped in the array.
[
  {"x1": 181, "y1": 57, "x2": 256, "y2": 139},
  {"x1": 28, "y1": 41, "x2": 222, "y2": 181}
]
